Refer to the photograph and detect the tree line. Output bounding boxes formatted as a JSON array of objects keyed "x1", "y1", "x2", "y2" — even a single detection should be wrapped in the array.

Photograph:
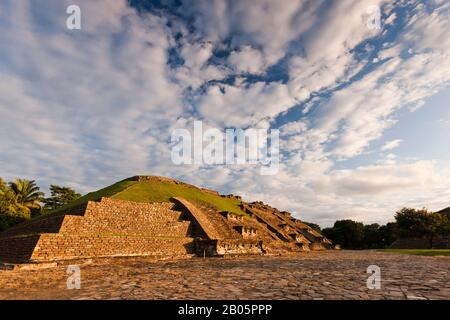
[
  {"x1": 0, "y1": 178, "x2": 80, "y2": 231},
  {"x1": 306, "y1": 208, "x2": 450, "y2": 249}
]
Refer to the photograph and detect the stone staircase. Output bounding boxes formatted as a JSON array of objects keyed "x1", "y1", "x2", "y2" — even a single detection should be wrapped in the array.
[
  {"x1": 0, "y1": 198, "x2": 196, "y2": 263},
  {"x1": 0, "y1": 196, "x2": 333, "y2": 263}
]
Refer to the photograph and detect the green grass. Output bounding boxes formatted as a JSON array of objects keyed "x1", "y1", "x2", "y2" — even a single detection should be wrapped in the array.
[
  {"x1": 377, "y1": 249, "x2": 450, "y2": 256},
  {"x1": 112, "y1": 181, "x2": 245, "y2": 215},
  {"x1": 42, "y1": 177, "x2": 246, "y2": 217},
  {"x1": 45, "y1": 180, "x2": 138, "y2": 216}
]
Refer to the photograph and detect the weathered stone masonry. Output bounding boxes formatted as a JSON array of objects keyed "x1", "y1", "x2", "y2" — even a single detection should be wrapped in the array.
[
  {"x1": 0, "y1": 194, "x2": 333, "y2": 263},
  {"x1": 0, "y1": 198, "x2": 196, "y2": 263}
]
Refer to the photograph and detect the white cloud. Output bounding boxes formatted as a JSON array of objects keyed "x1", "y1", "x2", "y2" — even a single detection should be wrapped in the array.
[
  {"x1": 228, "y1": 46, "x2": 266, "y2": 74},
  {"x1": 381, "y1": 139, "x2": 403, "y2": 151},
  {"x1": 174, "y1": 41, "x2": 229, "y2": 89},
  {"x1": 196, "y1": 81, "x2": 296, "y2": 127},
  {"x1": 385, "y1": 12, "x2": 397, "y2": 25},
  {"x1": 0, "y1": 0, "x2": 184, "y2": 191},
  {"x1": 0, "y1": 0, "x2": 449, "y2": 227},
  {"x1": 279, "y1": 121, "x2": 309, "y2": 136}
]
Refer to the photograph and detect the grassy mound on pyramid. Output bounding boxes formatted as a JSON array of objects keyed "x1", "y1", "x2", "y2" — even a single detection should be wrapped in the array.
[{"x1": 48, "y1": 176, "x2": 245, "y2": 216}]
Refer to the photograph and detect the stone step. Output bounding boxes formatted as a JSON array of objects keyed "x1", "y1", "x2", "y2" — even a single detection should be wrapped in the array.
[
  {"x1": 0, "y1": 199, "x2": 190, "y2": 238},
  {"x1": 0, "y1": 215, "x2": 66, "y2": 238},
  {"x1": 58, "y1": 215, "x2": 192, "y2": 237},
  {"x1": 29, "y1": 234, "x2": 195, "y2": 262}
]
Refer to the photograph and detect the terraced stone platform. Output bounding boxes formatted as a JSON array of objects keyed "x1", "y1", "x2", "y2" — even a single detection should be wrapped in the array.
[
  {"x1": 0, "y1": 198, "x2": 196, "y2": 263},
  {"x1": 0, "y1": 176, "x2": 333, "y2": 263}
]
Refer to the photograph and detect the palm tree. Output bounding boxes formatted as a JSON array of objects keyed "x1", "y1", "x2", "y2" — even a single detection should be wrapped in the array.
[{"x1": 8, "y1": 179, "x2": 44, "y2": 213}]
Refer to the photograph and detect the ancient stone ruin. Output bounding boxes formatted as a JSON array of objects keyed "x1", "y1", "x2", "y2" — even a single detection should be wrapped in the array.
[{"x1": 0, "y1": 176, "x2": 332, "y2": 263}]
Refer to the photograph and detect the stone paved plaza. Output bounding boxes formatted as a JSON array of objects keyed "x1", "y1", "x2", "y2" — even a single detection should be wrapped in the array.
[{"x1": 0, "y1": 251, "x2": 448, "y2": 300}]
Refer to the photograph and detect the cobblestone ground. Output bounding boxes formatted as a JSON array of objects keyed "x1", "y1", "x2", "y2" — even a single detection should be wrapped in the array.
[{"x1": 0, "y1": 251, "x2": 448, "y2": 300}]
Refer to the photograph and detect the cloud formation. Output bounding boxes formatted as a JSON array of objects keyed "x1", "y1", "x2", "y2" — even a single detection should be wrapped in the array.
[
  {"x1": 381, "y1": 139, "x2": 403, "y2": 151},
  {"x1": 0, "y1": 0, "x2": 449, "y2": 226}
]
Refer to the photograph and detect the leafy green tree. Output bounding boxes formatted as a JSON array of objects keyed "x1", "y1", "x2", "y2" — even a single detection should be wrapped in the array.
[
  {"x1": 0, "y1": 178, "x2": 29, "y2": 231},
  {"x1": 43, "y1": 185, "x2": 81, "y2": 211},
  {"x1": 1, "y1": 178, "x2": 24, "y2": 216},
  {"x1": 378, "y1": 222, "x2": 398, "y2": 247},
  {"x1": 395, "y1": 207, "x2": 450, "y2": 248},
  {"x1": 322, "y1": 220, "x2": 365, "y2": 249},
  {"x1": 8, "y1": 179, "x2": 44, "y2": 215},
  {"x1": 363, "y1": 223, "x2": 383, "y2": 249}
]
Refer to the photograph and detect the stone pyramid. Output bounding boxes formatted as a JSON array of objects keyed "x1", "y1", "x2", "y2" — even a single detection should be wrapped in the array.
[{"x1": 0, "y1": 176, "x2": 332, "y2": 263}]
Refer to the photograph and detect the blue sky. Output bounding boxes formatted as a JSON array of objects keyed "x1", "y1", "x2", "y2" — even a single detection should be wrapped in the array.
[{"x1": 0, "y1": 0, "x2": 449, "y2": 226}]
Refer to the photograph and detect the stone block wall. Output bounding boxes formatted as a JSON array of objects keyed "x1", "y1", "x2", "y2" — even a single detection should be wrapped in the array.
[
  {"x1": 0, "y1": 203, "x2": 90, "y2": 239},
  {"x1": 0, "y1": 193, "x2": 333, "y2": 263},
  {"x1": 0, "y1": 198, "x2": 197, "y2": 263},
  {"x1": 241, "y1": 203, "x2": 333, "y2": 252},
  {"x1": 194, "y1": 239, "x2": 263, "y2": 256},
  {"x1": 309, "y1": 242, "x2": 328, "y2": 251},
  {"x1": 0, "y1": 216, "x2": 66, "y2": 238},
  {"x1": 58, "y1": 198, "x2": 191, "y2": 237},
  {"x1": 173, "y1": 197, "x2": 225, "y2": 239},
  {"x1": 0, "y1": 235, "x2": 40, "y2": 263},
  {"x1": 30, "y1": 234, "x2": 194, "y2": 262},
  {"x1": 216, "y1": 239, "x2": 263, "y2": 255}
]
